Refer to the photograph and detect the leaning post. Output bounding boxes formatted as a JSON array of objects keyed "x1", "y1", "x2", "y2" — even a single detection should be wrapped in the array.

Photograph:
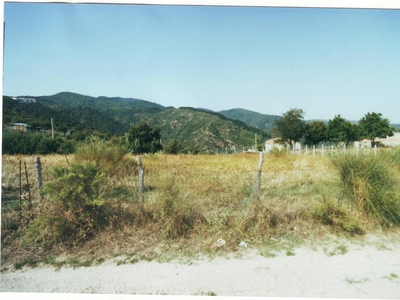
[
  {"x1": 35, "y1": 156, "x2": 43, "y2": 197},
  {"x1": 137, "y1": 155, "x2": 144, "y2": 210},
  {"x1": 256, "y1": 151, "x2": 264, "y2": 200}
]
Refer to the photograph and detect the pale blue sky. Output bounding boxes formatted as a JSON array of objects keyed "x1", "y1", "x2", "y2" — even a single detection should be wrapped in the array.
[{"x1": 3, "y1": 3, "x2": 400, "y2": 122}]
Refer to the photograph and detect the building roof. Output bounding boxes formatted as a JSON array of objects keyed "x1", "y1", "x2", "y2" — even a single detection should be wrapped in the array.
[{"x1": 13, "y1": 123, "x2": 31, "y2": 127}]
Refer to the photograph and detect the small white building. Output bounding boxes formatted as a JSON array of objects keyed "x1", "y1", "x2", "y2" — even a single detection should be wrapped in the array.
[
  {"x1": 264, "y1": 139, "x2": 283, "y2": 153},
  {"x1": 376, "y1": 132, "x2": 400, "y2": 147}
]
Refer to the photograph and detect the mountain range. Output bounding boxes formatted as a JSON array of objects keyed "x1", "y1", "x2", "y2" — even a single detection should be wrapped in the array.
[
  {"x1": 3, "y1": 92, "x2": 275, "y2": 150},
  {"x1": 4, "y1": 92, "x2": 399, "y2": 150}
]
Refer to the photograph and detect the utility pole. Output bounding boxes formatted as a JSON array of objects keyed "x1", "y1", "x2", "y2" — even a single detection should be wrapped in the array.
[{"x1": 51, "y1": 118, "x2": 54, "y2": 139}]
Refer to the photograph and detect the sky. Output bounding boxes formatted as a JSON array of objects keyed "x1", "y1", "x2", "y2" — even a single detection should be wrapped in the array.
[{"x1": 3, "y1": 2, "x2": 400, "y2": 122}]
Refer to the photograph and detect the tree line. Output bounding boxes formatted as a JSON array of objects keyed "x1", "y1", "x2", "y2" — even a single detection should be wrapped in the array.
[
  {"x1": 3, "y1": 110, "x2": 395, "y2": 155},
  {"x1": 273, "y1": 109, "x2": 395, "y2": 148}
]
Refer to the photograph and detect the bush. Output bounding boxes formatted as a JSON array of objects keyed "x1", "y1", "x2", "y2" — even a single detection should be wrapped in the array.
[
  {"x1": 331, "y1": 151, "x2": 400, "y2": 226},
  {"x1": 74, "y1": 137, "x2": 129, "y2": 176},
  {"x1": 23, "y1": 139, "x2": 137, "y2": 249}
]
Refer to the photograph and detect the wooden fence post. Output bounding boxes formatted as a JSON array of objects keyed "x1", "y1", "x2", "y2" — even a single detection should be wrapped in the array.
[
  {"x1": 19, "y1": 159, "x2": 22, "y2": 225},
  {"x1": 256, "y1": 151, "x2": 264, "y2": 199},
  {"x1": 137, "y1": 155, "x2": 144, "y2": 209},
  {"x1": 24, "y1": 162, "x2": 32, "y2": 220},
  {"x1": 35, "y1": 157, "x2": 43, "y2": 197}
]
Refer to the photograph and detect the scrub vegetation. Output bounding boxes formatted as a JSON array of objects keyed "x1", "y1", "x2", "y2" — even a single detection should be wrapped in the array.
[{"x1": 1, "y1": 139, "x2": 400, "y2": 269}]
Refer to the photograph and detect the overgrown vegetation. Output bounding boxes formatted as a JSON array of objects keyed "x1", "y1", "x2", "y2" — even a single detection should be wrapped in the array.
[
  {"x1": 331, "y1": 151, "x2": 400, "y2": 226},
  {"x1": 2, "y1": 131, "x2": 75, "y2": 155},
  {"x1": 2, "y1": 142, "x2": 400, "y2": 270}
]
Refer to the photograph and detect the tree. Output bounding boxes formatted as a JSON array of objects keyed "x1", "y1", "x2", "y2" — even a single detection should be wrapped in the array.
[
  {"x1": 326, "y1": 115, "x2": 359, "y2": 146},
  {"x1": 358, "y1": 112, "x2": 394, "y2": 147},
  {"x1": 164, "y1": 140, "x2": 182, "y2": 154},
  {"x1": 304, "y1": 120, "x2": 326, "y2": 146},
  {"x1": 273, "y1": 108, "x2": 305, "y2": 148},
  {"x1": 127, "y1": 121, "x2": 163, "y2": 154}
]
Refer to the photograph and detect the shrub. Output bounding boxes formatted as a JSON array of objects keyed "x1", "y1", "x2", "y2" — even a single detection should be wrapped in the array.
[
  {"x1": 74, "y1": 137, "x2": 129, "y2": 176},
  {"x1": 331, "y1": 151, "x2": 400, "y2": 226},
  {"x1": 23, "y1": 139, "x2": 137, "y2": 249}
]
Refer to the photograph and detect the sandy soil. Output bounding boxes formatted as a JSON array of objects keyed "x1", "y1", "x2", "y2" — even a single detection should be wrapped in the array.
[{"x1": 2, "y1": 235, "x2": 400, "y2": 299}]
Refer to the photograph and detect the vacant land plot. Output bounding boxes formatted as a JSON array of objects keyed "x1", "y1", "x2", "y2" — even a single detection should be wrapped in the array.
[{"x1": 2, "y1": 145, "x2": 400, "y2": 296}]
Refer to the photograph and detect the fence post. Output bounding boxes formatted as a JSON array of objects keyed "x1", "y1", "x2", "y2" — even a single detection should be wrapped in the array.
[
  {"x1": 313, "y1": 145, "x2": 315, "y2": 157},
  {"x1": 322, "y1": 144, "x2": 325, "y2": 157},
  {"x1": 256, "y1": 151, "x2": 264, "y2": 199},
  {"x1": 24, "y1": 162, "x2": 32, "y2": 221},
  {"x1": 35, "y1": 157, "x2": 43, "y2": 197},
  {"x1": 137, "y1": 155, "x2": 144, "y2": 210},
  {"x1": 19, "y1": 159, "x2": 22, "y2": 225}
]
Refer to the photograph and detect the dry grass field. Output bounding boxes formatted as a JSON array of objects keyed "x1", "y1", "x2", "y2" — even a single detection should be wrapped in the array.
[{"x1": 2, "y1": 145, "x2": 400, "y2": 270}]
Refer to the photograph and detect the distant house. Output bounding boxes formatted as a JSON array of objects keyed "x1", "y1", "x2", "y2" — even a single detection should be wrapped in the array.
[
  {"x1": 11, "y1": 122, "x2": 40, "y2": 133},
  {"x1": 13, "y1": 122, "x2": 31, "y2": 132},
  {"x1": 376, "y1": 132, "x2": 400, "y2": 147},
  {"x1": 264, "y1": 139, "x2": 283, "y2": 152},
  {"x1": 356, "y1": 133, "x2": 400, "y2": 148}
]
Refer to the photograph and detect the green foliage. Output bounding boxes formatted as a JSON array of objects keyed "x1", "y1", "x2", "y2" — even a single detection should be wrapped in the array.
[
  {"x1": 42, "y1": 162, "x2": 106, "y2": 211},
  {"x1": 331, "y1": 151, "x2": 400, "y2": 225},
  {"x1": 147, "y1": 107, "x2": 269, "y2": 151},
  {"x1": 2, "y1": 131, "x2": 75, "y2": 155},
  {"x1": 126, "y1": 121, "x2": 163, "y2": 154},
  {"x1": 304, "y1": 120, "x2": 326, "y2": 146},
  {"x1": 22, "y1": 139, "x2": 137, "y2": 249},
  {"x1": 273, "y1": 108, "x2": 305, "y2": 148},
  {"x1": 163, "y1": 140, "x2": 182, "y2": 154},
  {"x1": 326, "y1": 115, "x2": 359, "y2": 146},
  {"x1": 218, "y1": 108, "x2": 280, "y2": 134},
  {"x1": 359, "y1": 112, "x2": 394, "y2": 147},
  {"x1": 310, "y1": 200, "x2": 364, "y2": 235},
  {"x1": 74, "y1": 137, "x2": 129, "y2": 175},
  {"x1": 14, "y1": 258, "x2": 38, "y2": 270}
]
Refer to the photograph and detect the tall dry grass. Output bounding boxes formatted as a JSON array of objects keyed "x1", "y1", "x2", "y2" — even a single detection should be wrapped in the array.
[{"x1": 2, "y1": 146, "x2": 400, "y2": 267}]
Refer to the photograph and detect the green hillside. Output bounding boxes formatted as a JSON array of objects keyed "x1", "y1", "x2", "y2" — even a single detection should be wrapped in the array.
[
  {"x1": 145, "y1": 107, "x2": 269, "y2": 150},
  {"x1": 3, "y1": 93, "x2": 270, "y2": 151},
  {"x1": 3, "y1": 96, "x2": 126, "y2": 135},
  {"x1": 218, "y1": 108, "x2": 281, "y2": 133}
]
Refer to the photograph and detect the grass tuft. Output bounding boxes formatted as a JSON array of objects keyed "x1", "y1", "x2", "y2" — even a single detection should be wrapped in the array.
[{"x1": 331, "y1": 151, "x2": 400, "y2": 226}]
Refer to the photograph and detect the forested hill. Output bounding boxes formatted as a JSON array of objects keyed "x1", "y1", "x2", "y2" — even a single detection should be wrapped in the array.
[
  {"x1": 218, "y1": 108, "x2": 281, "y2": 134},
  {"x1": 3, "y1": 92, "x2": 270, "y2": 149},
  {"x1": 146, "y1": 107, "x2": 269, "y2": 149}
]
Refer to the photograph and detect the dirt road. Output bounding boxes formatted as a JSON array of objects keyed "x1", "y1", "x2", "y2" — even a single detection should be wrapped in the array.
[{"x1": 2, "y1": 235, "x2": 400, "y2": 298}]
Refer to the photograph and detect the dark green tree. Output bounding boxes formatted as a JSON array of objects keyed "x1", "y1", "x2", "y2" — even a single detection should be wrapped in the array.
[
  {"x1": 304, "y1": 120, "x2": 327, "y2": 146},
  {"x1": 273, "y1": 108, "x2": 305, "y2": 148},
  {"x1": 326, "y1": 115, "x2": 359, "y2": 146},
  {"x1": 164, "y1": 140, "x2": 182, "y2": 154},
  {"x1": 358, "y1": 112, "x2": 394, "y2": 147},
  {"x1": 127, "y1": 121, "x2": 163, "y2": 154}
]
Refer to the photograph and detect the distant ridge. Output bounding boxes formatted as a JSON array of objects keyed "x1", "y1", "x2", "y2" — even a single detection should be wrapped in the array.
[{"x1": 3, "y1": 92, "x2": 270, "y2": 150}]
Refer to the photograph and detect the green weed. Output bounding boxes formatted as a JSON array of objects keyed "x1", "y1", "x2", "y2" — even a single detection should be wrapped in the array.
[{"x1": 14, "y1": 258, "x2": 38, "y2": 270}]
